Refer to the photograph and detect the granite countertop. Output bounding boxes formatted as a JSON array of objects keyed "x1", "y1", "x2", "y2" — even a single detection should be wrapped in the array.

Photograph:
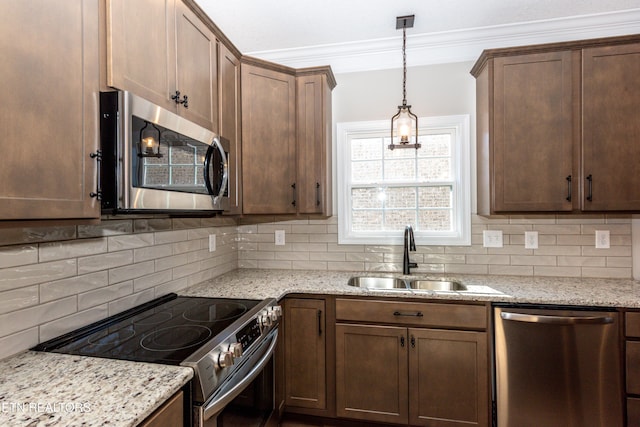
[
  {"x1": 181, "y1": 268, "x2": 640, "y2": 308},
  {"x1": 0, "y1": 351, "x2": 192, "y2": 427},
  {"x1": 3, "y1": 269, "x2": 639, "y2": 427}
]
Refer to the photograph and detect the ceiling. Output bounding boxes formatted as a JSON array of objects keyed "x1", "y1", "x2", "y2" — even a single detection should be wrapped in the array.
[{"x1": 195, "y1": 0, "x2": 640, "y2": 73}]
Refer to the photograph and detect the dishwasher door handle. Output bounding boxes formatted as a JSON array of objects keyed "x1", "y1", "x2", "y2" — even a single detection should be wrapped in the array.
[{"x1": 500, "y1": 311, "x2": 614, "y2": 325}]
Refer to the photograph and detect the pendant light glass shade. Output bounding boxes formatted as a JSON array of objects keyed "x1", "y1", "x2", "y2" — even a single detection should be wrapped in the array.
[
  {"x1": 388, "y1": 15, "x2": 420, "y2": 151},
  {"x1": 138, "y1": 121, "x2": 163, "y2": 158}
]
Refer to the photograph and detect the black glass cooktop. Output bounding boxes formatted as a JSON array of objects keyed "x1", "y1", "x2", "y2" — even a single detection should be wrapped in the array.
[{"x1": 33, "y1": 294, "x2": 261, "y2": 365}]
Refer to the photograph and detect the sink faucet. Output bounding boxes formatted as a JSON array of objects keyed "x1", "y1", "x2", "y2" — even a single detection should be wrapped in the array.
[{"x1": 403, "y1": 225, "x2": 418, "y2": 274}]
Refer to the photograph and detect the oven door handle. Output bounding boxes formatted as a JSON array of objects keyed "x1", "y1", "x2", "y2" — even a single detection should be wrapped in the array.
[{"x1": 202, "y1": 329, "x2": 278, "y2": 421}]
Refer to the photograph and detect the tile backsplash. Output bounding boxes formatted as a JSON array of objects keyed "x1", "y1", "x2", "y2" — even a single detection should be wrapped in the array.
[
  {"x1": 0, "y1": 212, "x2": 633, "y2": 360},
  {"x1": 237, "y1": 214, "x2": 632, "y2": 278},
  {"x1": 0, "y1": 217, "x2": 238, "y2": 360}
]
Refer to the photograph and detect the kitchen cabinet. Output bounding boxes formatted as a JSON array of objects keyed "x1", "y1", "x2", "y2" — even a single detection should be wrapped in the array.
[
  {"x1": 626, "y1": 312, "x2": 640, "y2": 427},
  {"x1": 284, "y1": 298, "x2": 327, "y2": 412},
  {"x1": 107, "y1": 0, "x2": 218, "y2": 132},
  {"x1": 241, "y1": 59, "x2": 336, "y2": 216},
  {"x1": 471, "y1": 35, "x2": 640, "y2": 215},
  {"x1": 296, "y1": 70, "x2": 335, "y2": 216},
  {"x1": 335, "y1": 298, "x2": 489, "y2": 427},
  {"x1": 219, "y1": 41, "x2": 242, "y2": 214},
  {"x1": 138, "y1": 390, "x2": 183, "y2": 427},
  {"x1": 0, "y1": 0, "x2": 100, "y2": 221},
  {"x1": 241, "y1": 59, "x2": 297, "y2": 214}
]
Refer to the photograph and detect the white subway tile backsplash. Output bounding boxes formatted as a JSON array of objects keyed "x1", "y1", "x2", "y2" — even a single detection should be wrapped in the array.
[
  {"x1": 154, "y1": 230, "x2": 189, "y2": 245},
  {"x1": 78, "y1": 281, "x2": 133, "y2": 311},
  {"x1": 0, "y1": 286, "x2": 39, "y2": 315},
  {"x1": 39, "y1": 238, "x2": 107, "y2": 262},
  {"x1": 133, "y1": 270, "x2": 173, "y2": 292},
  {"x1": 78, "y1": 250, "x2": 132, "y2": 275},
  {"x1": 107, "y1": 233, "x2": 154, "y2": 251},
  {"x1": 40, "y1": 306, "x2": 109, "y2": 342},
  {"x1": 108, "y1": 289, "x2": 155, "y2": 316},
  {"x1": 108, "y1": 261, "x2": 155, "y2": 284},
  {"x1": 40, "y1": 272, "x2": 109, "y2": 303},
  {"x1": 78, "y1": 220, "x2": 132, "y2": 238},
  {"x1": 134, "y1": 243, "x2": 173, "y2": 263},
  {"x1": 534, "y1": 266, "x2": 582, "y2": 277},
  {"x1": 0, "y1": 296, "x2": 76, "y2": 337},
  {"x1": 0, "y1": 259, "x2": 77, "y2": 292},
  {"x1": 581, "y1": 267, "x2": 632, "y2": 279},
  {"x1": 0, "y1": 328, "x2": 39, "y2": 360},
  {"x1": 487, "y1": 265, "x2": 532, "y2": 276},
  {"x1": 0, "y1": 245, "x2": 38, "y2": 268}
]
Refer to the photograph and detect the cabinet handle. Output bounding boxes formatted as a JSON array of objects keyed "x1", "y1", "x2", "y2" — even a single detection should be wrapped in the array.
[
  {"x1": 291, "y1": 183, "x2": 297, "y2": 207},
  {"x1": 180, "y1": 94, "x2": 188, "y2": 109},
  {"x1": 393, "y1": 311, "x2": 423, "y2": 317},
  {"x1": 400, "y1": 336, "x2": 405, "y2": 347},
  {"x1": 566, "y1": 175, "x2": 572, "y2": 202},
  {"x1": 89, "y1": 150, "x2": 102, "y2": 201},
  {"x1": 317, "y1": 309, "x2": 322, "y2": 336},
  {"x1": 410, "y1": 335, "x2": 416, "y2": 348},
  {"x1": 171, "y1": 90, "x2": 181, "y2": 104},
  {"x1": 586, "y1": 174, "x2": 593, "y2": 202},
  {"x1": 316, "y1": 182, "x2": 321, "y2": 207}
]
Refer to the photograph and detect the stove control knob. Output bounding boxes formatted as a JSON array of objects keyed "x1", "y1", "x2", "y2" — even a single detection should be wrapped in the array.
[
  {"x1": 272, "y1": 305, "x2": 283, "y2": 317},
  {"x1": 217, "y1": 351, "x2": 234, "y2": 368},
  {"x1": 267, "y1": 308, "x2": 278, "y2": 322},
  {"x1": 228, "y1": 342, "x2": 243, "y2": 358},
  {"x1": 259, "y1": 310, "x2": 272, "y2": 327}
]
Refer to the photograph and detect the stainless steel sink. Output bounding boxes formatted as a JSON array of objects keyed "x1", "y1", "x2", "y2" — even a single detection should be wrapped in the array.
[
  {"x1": 408, "y1": 280, "x2": 466, "y2": 291},
  {"x1": 347, "y1": 276, "x2": 409, "y2": 290}
]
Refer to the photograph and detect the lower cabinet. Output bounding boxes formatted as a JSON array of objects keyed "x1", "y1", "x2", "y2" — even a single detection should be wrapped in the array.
[
  {"x1": 335, "y1": 298, "x2": 489, "y2": 427},
  {"x1": 138, "y1": 390, "x2": 183, "y2": 427},
  {"x1": 284, "y1": 298, "x2": 327, "y2": 411},
  {"x1": 626, "y1": 312, "x2": 640, "y2": 427}
]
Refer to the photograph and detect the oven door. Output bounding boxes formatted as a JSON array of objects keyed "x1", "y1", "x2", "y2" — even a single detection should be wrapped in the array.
[{"x1": 196, "y1": 328, "x2": 278, "y2": 427}]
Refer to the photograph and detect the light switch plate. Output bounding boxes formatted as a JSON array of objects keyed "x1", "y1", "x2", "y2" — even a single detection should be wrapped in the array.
[
  {"x1": 525, "y1": 231, "x2": 538, "y2": 249},
  {"x1": 275, "y1": 230, "x2": 286, "y2": 246},
  {"x1": 208, "y1": 234, "x2": 216, "y2": 252},
  {"x1": 595, "y1": 230, "x2": 610, "y2": 249},
  {"x1": 483, "y1": 230, "x2": 503, "y2": 248}
]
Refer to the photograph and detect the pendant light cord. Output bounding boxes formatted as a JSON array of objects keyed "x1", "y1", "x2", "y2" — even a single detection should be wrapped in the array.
[{"x1": 402, "y1": 23, "x2": 407, "y2": 106}]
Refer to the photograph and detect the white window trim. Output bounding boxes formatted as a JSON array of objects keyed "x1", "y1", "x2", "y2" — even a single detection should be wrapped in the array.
[{"x1": 337, "y1": 115, "x2": 471, "y2": 246}]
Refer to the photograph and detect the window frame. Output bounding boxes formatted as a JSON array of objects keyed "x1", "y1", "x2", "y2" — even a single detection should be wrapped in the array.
[{"x1": 337, "y1": 115, "x2": 471, "y2": 246}]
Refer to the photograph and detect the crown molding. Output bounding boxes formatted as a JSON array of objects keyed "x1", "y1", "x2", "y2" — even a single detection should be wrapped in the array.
[{"x1": 247, "y1": 9, "x2": 640, "y2": 74}]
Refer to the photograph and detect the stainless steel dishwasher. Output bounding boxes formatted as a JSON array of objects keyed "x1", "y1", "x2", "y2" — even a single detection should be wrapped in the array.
[{"x1": 494, "y1": 305, "x2": 623, "y2": 427}]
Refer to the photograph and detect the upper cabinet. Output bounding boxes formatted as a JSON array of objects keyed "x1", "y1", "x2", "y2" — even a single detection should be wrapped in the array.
[
  {"x1": 241, "y1": 60, "x2": 298, "y2": 215},
  {"x1": 107, "y1": 0, "x2": 218, "y2": 132},
  {"x1": 472, "y1": 35, "x2": 640, "y2": 215},
  {"x1": 0, "y1": 0, "x2": 100, "y2": 221},
  {"x1": 241, "y1": 58, "x2": 336, "y2": 216},
  {"x1": 219, "y1": 42, "x2": 243, "y2": 215}
]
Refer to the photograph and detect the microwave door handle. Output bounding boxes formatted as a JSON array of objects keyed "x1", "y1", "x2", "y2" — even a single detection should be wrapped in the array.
[
  {"x1": 203, "y1": 144, "x2": 215, "y2": 196},
  {"x1": 213, "y1": 139, "x2": 228, "y2": 203}
]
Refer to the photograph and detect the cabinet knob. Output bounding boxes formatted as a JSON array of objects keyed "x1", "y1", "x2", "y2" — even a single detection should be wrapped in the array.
[{"x1": 171, "y1": 90, "x2": 181, "y2": 104}]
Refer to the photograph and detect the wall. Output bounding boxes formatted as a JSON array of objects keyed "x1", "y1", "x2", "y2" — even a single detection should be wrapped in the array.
[{"x1": 0, "y1": 217, "x2": 238, "y2": 360}]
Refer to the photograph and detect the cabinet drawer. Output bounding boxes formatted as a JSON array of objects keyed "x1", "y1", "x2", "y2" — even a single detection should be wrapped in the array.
[
  {"x1": 629, "y1": 398, "x2": 640, "y2": 427},
  {"x1": 335, "y1": 299, "x2": 487, "y2": 330},
  {"x1": 627, "y1": 312, "x2": 640, "y2": 338}
]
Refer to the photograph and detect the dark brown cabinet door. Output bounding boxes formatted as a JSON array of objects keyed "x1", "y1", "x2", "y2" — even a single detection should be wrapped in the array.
[
  {"x1": 0, "y1": 0, "x2": 100, "y2": 220},
  {"x1": 219, "y1": 42, "x2": 242, "y2": 215},
  {"x1": 409, "y1": 329, "x2": 489, "y2": 427},
  {"x1": 175, "y1": 0, "x2": 218, "y2": 132},
  {"x1": 582, "y1": 43, "x2": 640, "y2": 211},
  {"x1": 335, "y1": 324, "x2": 409, "y2": 424},
  {"x1": 285, "y1": 298, "x2": 326, "y2": 410},
  {"x1": 241, "y1": 62, "x2": 296, "y2": 214},
  {"x1": 492, "y1": 51, "x2": 575, "y2": 212},
  {"x1": 296, "y1": 74, "x2": 332, "y2": 216}
]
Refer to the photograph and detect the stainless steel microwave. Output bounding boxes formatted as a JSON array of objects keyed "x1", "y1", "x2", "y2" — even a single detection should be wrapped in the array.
[{"x1": 99, "y1": 91, "x2": 229, "y2": 214}]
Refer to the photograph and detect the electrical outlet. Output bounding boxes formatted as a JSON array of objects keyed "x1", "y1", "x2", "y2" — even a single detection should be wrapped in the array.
[
  {"x1": 525, "y1": 231, "x2": 538, "y2": 249},
  {"x1": 208, "y1": 234, "x2": 216, "y2": 252},
  {"x1": 483, "y1": 230, "x2": 503, "y2": 248},
  {"x1": 275, "y1": 230, "x2": 286, "y2": 246},
  {"x1": 595, "y1": 230, "x2": 610, "y2": 249}
]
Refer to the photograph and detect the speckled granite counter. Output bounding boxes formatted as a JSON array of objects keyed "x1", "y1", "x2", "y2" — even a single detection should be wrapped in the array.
[
  {"x1": 181, "y1": 268, "x2": 640, "y2": 308},
  {"x1": 0, "y1": 351, "x2": 192, "y2": 427}
]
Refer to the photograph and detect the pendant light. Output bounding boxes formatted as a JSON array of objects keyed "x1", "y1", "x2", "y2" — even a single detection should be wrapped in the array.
[{"x1": 388, "y1": 15, "x2": 420, "y2": 150}]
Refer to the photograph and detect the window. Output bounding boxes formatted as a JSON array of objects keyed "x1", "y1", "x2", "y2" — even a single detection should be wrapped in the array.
[{"x1": 337, "y1": 115, "x2": 471, "y2": 245}]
